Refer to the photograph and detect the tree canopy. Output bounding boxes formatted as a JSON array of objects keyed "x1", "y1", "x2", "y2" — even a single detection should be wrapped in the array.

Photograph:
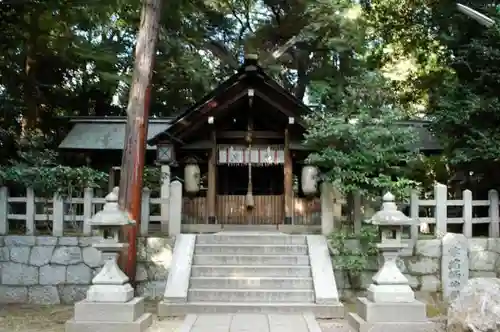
[{"x1": 1, "y1": 0, "x2": 500, "y2": 196}]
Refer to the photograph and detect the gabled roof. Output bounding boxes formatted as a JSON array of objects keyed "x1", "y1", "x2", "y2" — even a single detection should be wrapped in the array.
[
  {"x1": 148, "y1": 56, "x2": 311, "y2": 145},
  {"x1": 59, "y1": 117, "x2": 172, "y2": 150}
]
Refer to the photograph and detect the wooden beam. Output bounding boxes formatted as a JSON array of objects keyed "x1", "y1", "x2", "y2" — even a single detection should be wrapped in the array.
[
  {"x1": 283, "y1": 126, "x2": 293, "y2": 225},
  {"x1": 289, "y1": 141, "x2": 310, "y2": 150},
  {"x1": 108, "y1": 167, "x2": 116, "y2": 193},
  {"x1": 261, "y1": 80, "x2": 312, "y2": 115},
  {"x1": 255, "y1": 90, "x2": 295, "y2": 117},
  {"x1": 207, "y1": 129, "x2": 217, "y2": 224},
  {"x1": 176, "y1": 89, "x2": 247, "y2": 139},
  {"x1": 255, "y1": 90, "x2": 307, "y2": 127},
  {"x1": 218, "y1": 130, "x2": 282, "y2": 139},
  {"x1": 181, "y1": 140, "x2": 212, "y2": 150}
]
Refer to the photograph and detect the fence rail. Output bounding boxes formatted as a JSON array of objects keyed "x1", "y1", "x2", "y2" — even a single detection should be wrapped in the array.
[
  {"x1": 409, "y1": 183, "x2": 500, "y2": 238},
  {"x1": 1, "y1": 183, "x2": 499, "y2": 238},
  {"x1": 0, "y1": 186, "x2": 167, "y2": 236}
]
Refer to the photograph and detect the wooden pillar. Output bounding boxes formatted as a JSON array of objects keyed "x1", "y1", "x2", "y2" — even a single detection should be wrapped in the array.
[
  {"x1": 117, "y1": 0, "x2": 161, "y2": 283},
  {"x1": 284, "y1": 127, "x2": 293, "y2": 224},
  {"x1": 108, "y1": 167, "x2": 116, "y2": 193},
  {"x1": 207, "y1": 129, "x2": 217, "y2": 224}
]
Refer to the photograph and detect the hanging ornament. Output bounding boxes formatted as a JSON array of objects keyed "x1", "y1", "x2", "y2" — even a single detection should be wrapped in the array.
[
  {"x1": 246, "y1": 152, "x2": 254, "y2": 209},
  {"x1": 246, "y1": 115, "x2": 254, "y2": 209},
  {"x1": 184, "y1": 157, "x2": 201, "y2": 193},
  {"x1": 301, "y1": 165, "x2": 319, "y2": 195}
]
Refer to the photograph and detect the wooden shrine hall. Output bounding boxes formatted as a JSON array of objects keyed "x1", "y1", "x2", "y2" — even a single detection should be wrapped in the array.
[{"x1": 148, "y1": 54, "x2": 322, "y2": 227}]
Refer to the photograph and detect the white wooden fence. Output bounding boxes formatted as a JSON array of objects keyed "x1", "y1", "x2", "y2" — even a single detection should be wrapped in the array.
[
  {"x1": 0, "y1": 187, "x2": 168, "y2": 236},
  {"x1": 409, "y1": 183, "x2": 500, "y2": 238},
  {"x1": 0, "y1": 183, "x2": 499, "y2": 238}
]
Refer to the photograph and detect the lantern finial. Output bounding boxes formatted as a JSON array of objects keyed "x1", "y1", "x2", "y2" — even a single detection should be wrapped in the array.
[
  {"x1": 383, "y1": 192, "x2": 394, "y2": 202},
  {"x1": 369, "y1": 191, "x2": 412, "y2": 225},
  {"x1": 104, "y1": 187, "x2": 119, "y2": 204},
  {"x1": 89, "y1": 188, "x2": 133, "y2": 226}
]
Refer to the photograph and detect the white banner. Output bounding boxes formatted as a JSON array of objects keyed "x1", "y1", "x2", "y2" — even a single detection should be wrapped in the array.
[{"x1": 218, "y1": 146, "x2": 284, "y2": 165}]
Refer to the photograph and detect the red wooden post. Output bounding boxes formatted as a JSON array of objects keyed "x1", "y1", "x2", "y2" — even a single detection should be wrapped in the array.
[
  {"x1": 117, "y1": 0, "x2": 162, "y2": 283},
  {"x1": 119, "y1": 85, "x2": 152, "y2": 282}
]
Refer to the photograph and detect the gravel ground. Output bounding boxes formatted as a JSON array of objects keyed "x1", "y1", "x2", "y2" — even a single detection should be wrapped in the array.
[
  {"x1": 0, "y1": 303, "x2": 353, "y2": 332},
  {"x1": 317, "y1": 319, "x2": 351, "y2": 332},
  {"x1": 0, "y1": 302, "x2": 183, "y2": 332},
  {"x1": 0, "y1": 302, "x2": 444, "y2": 332}
]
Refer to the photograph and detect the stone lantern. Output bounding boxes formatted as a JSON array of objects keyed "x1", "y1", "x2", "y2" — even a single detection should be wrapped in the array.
[
  {"x1": 365, "y1": 192, "x2": 414, "y2": 303},
  {"x1": 65, "y1": 187, "x2": 152, "y2": 332},
  {"x1": 347, "y1": 192, "x2": 433, "y2": 332}
]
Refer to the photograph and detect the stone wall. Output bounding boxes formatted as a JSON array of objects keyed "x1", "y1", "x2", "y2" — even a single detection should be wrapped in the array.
[
  {"x1": 0, "y1": 235, "x2": 174, "y2": 304},
  {"x1": 1, "y1": 235, "x2": 499, "y2": 304},
  {"x1": 335, "y1": 237, "x2": 500, "y2": 299}
]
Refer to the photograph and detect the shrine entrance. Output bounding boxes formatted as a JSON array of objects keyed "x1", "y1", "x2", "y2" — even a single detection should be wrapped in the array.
[
  {"x1": 217, "y1": 164, "x2": 284, "y2": 225},
  {"x1": 150, "y1": 54, "x2": 322, "y2": 229}
]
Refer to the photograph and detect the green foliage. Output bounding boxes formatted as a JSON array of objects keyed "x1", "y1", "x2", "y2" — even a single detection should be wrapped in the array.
[
  {"x1": 430, "y1": 71, "x2": 500, "y2": 166},
  {"x1": 0, "y1": 131, "x2": 107, "y2": 197},
  {"x1": 143, "y1": 167, "x2": 167, "y2": 193},
  {"x1": 1, "y1": 165, "x2": 108, "y2": 198},
  {"x1": 424, "y1": 13, "x2": 500, "y2": 186},
  {"x1": 405, "y1": 154, "x2": 451, "y2": 192},
  {"x1": 0, "y1": 131, "x2": 167, "y2": 197},
  {"x1": 359, "y1": 0, "x2": 500, "y2": 189},
  {"x1": 328, "y1": 224, "x2": 379, "y2": 288},
  {"x1": 1, "y1": 0, "x2": 500, "y2": 195},
  {"x1": 305, "y1": 71, "x2": 421, "y2": 199}
]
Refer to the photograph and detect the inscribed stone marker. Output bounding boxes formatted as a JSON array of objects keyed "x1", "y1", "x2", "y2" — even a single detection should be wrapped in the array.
[{"x1": 441, "y1": 233, "x2": 469, "y2": 300}]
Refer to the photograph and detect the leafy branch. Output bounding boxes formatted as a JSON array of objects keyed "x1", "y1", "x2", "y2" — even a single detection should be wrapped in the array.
[
  {"x1": 305, "y1": 71, "x2": 421, "y2": 199},
  {"x1": 0, "y1": 130, "x2": 108, "y2": 197},
  {"x1": 328, "y1": 223, "x2": 379, "y2": 289}
]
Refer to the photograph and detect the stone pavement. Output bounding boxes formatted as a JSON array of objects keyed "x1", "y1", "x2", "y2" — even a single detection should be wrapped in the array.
[{"x1": 177, "y1": 313, "x2": 335, "y2": 332}]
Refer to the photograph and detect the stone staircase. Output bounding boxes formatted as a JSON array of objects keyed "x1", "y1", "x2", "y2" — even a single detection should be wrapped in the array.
[{"x1": 158, "y1": 232, "x2": 344, "y2": 318}]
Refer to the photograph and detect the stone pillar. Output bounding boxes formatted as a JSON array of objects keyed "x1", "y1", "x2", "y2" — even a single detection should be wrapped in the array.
[
  {"x1": 348, "y1": 193, "x2": 433, "y2": 332},
  {"x1": 0, "y1": 187, "x2": 8, "y2": 234},
  {"x1": 320, "y1": 182, "x2": 335, "y2": 235},
  {"x1": 160, "y1": 164, "x2": 171, "y2": 233},
  {"x1": 168, "y1": 180, "x2": 182, "y2": 235},
  {"x1": 65, "y1": 187, "x2": 152, "y2": 332}
]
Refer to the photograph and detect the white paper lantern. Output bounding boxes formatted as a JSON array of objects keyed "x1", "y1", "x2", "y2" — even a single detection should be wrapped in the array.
[
  {"x1": 184, "y1": 163, "x2": 200, "y2": 193},
  {"x1": 301, "y1": 165, "x2": 318, "y2": 195}
]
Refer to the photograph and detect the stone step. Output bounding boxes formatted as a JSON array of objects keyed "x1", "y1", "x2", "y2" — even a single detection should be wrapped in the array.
[
  {"x1": 188, "y1": 289, "x2": 315, "y2": 303},
  {"x1": 190, "y1": 265, "x2": 312, "y2": 278},
  {"x1": 158, "y1": 302, "x2": 345, "y2": 319},
  {"x1": 196, "y1": 234, "x2": 307, "y2": 245},
  {"x1": 189, "y1": 276, "x2": 314, "y2": 289},
  {"x1": 194, "y1": 244, "x2": 308, "y2": 255},
  {"x1": 192, "y1": 254, "x2": 310, "y2": 266}
]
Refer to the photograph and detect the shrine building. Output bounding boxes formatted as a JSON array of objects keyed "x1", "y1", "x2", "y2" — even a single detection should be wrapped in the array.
[
  {"x1": 148, "y1": 55, "x2": 321, "y2": 227},
  {"x1": 58, "y1": 54, "x2": 440, "y2": 232}
]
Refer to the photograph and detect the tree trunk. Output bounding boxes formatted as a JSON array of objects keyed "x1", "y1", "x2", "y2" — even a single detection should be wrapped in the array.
[
  {"x1": 294, "y1": 52, "x2": 311, "y2": 101},
  {"x1": 118, "y1": 0, "x2": 162, "y2": 283}
]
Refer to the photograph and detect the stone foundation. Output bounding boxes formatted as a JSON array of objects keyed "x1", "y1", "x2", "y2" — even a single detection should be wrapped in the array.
[
  {"x1": 1, "y1": 235, "x2": 499, "y2": 304},
  {"x1": 334, "y1": 237, "x2": 500, "y2": 298},
  {"x1": 0, "y1": 236, "x2": 173, "y2": 304}
]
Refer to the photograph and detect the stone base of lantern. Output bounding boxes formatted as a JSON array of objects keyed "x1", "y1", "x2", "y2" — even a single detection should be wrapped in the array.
[
  {"x1": 347, "y1": 297, "x2": 434, "y2": 332},
  {"x1": 86, "y1": 283, "x2": 135, "y2": 302},
  {"x1": 366, "y1": 283, "x2": 415, "y2": 303},
  {"x1": 65, "y1": 297, "x2": 152, "y2": 332}
]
